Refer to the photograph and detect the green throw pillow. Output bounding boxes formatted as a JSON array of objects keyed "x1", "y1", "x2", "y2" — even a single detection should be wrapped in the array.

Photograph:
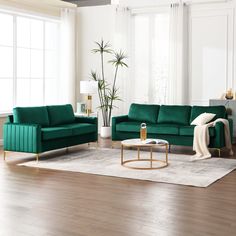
[
  {"x1": 157, "y1": 105, "x2": 192, "y2": 125},
  {"x1": 13, "y1": 106, "x2": 50, "y2": 127},
  {"x1": 47, "y1": 104, "x2": 75, "y2": 126},
  {"x1": 190, "y1": 106, "x2": 226, "y2": 123},
  {"x1": 128, "y1": 103, "x2": 160, "y2": 124}
]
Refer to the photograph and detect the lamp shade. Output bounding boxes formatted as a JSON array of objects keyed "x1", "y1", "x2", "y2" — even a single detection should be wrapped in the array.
[{"x1": 80, "y1": 80, "x2": 98, "y2": 94}]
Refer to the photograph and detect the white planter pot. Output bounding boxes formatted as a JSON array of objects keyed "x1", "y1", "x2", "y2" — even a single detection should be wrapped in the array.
[{"x1": 100, "y1": 126, "x2": 111, "y2": 138}]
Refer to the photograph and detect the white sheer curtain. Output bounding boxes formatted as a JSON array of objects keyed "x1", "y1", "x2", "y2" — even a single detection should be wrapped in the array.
[
  {"x1": 168, "y1": 2, "x2": 188, "y2": 105},
  {"x1": 113, "y1": 6, "x2": 131, "y2": 115},
  {"x1": 59, "y1": 8, "x2": 76, "y2": 107},
  {"x1": 131, "y1": 11, "x2": 170, "y2": 105}
]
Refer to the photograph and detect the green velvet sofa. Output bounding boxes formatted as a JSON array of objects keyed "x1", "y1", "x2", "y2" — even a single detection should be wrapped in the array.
[
  {"x1": 3, "y1": 104, "x2": 98, "y2": 161},
  {"x1": 112, "y1": 104, "x2": 233, "y2": 154}
]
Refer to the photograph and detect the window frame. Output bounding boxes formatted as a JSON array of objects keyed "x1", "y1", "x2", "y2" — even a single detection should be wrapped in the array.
[{"x1": 0, "y1": 9, "x2": 60, "y2": 114}]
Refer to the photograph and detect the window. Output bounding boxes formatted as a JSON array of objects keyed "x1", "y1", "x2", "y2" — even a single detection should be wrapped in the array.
[
  {"x1": 0, "y1": 11, "x2": 59, "y2": 113},
  {"x1": 132, "y1": 12, "x2": 169, "y2": 104}
]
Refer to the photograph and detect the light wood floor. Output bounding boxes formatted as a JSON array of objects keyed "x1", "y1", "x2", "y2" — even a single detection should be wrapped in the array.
[{"x1": 1, "y1": 139, "x2": 236, "y2": 236}]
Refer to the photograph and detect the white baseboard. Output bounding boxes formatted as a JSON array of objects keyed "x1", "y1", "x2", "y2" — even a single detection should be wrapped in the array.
[{"x1": 0, "y1": 139, "x2": 3, "y2": 146}]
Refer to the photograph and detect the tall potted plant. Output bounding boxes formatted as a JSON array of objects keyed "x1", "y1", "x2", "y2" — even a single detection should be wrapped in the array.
[{"x1": 91, "y1": 39, "x2": 128, "y2": 138}]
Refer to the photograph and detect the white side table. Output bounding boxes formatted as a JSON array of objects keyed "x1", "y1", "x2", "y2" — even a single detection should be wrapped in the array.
[
  {"x1": 209, "y1": 99, "x2": 236, "y2": 143},
  {"x1": 74, "y1": 112, "x2": 97, "y2": 117}
]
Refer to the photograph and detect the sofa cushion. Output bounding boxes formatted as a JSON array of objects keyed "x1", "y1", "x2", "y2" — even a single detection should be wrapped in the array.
[
  {"x1": 151, "y1": 124, "x2": 179, "y2": 135},
  {"x1": 47, "y1": 104, "x2": 75, "y2": 126},
  {"x1": 157, "y1": 105, "x2": 192, "y2": 126},
  {"x1": 60, "y1": 123, "x2": 97, "y2": 136},
  {"x1": 42, "y1": 127, "x2": 72, "y2": 140},
  {"x1": 128, "y1": 103, "x2": 160, "y2": 124},
  {"x1": 116, "y1": 122, "x2": 179, "y2": 135},
  {"x1": 179, "y1": 126, "x2": 215, "y2": 137},
  {"x1": 116, "y1": 121, "x2": 141, "y2": 133},
  {"x1": 190, "y1": 106, "x2": 226, "y2": 123},
  {"x1": 13, "y1": 106, "x2": 49, "y2": 127}
]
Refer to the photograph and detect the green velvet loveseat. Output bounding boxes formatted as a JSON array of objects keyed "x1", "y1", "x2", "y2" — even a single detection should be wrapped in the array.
[
  {"x1": 3, "y1": 104, "x2": 98, "y2": 161},
  {"x1": 112, "y1": 104, "x2": 233, "y2": 155}
]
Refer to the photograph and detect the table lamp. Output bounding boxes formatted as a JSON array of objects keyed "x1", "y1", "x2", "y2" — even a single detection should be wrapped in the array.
[{"x1": 80, "y1": 80, "x2": 98, "y2": 116}]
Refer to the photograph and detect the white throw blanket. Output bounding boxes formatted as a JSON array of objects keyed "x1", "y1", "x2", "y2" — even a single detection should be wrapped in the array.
[{"x1": 192, "y1": 118, "x2": 233, "y2": 160}]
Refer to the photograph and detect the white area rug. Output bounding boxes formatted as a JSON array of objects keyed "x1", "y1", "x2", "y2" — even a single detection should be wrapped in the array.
[{"x1": 19, "y1": 148, "x2": 236, "y2": 187}]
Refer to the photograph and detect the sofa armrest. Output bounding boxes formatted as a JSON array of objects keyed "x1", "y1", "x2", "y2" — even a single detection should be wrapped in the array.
[
  {"x1": 75, "y1": 116, "x2": 98, "y2": 125},
  {"x1": 213, "y1": 122, "x2": 225, "y2": 148},
  {"x1": 7, "y1": 115, "x2": 13, "y2": 123},
  {"x1": 212, "y1": 119, "x2": 233, "y2": 148},
  {"x1": 112, "y1": 115, "x2": 129, "y2": 134},
  {"x1": 3, "y1": 123, "x2": 42, "y2": 153},
  {"x1": 112, "y1": 115, "x2": 129, "y2": 125}
]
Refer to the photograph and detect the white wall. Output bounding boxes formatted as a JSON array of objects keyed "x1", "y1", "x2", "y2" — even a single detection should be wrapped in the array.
[
  {"x1": 77, "y1": 1, "x2": 236, "y2": 110},
  {"x1": 76, "y1": 5, "x2": 116, "y2": 128},
  {"x1": 189, "y1": 2, "x2": 235, "y2": 105},
  {"x1": 76, "y1": 4, "x2": 116, "y2": 100}
]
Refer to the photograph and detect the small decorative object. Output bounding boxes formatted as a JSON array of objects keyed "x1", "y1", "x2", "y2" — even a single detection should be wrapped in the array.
[
  {"x1": 90, "y1": 39, "x2": 128, "y2": 138},
  {"x1": 146, "y1": 140, "x2": 156, "y2": 144},
  {"x1": 140, "y1": 123, "x2": 147, "y2": 141},
  {"x1": 76, "y1": 102, "x2": 86, "y2": 113},
  {"x1": 225, "y1": 88, "x2": 234, "y2": 100},
  {"x1": 80, "y1": 80, "x2": 98, "y2": 116}
]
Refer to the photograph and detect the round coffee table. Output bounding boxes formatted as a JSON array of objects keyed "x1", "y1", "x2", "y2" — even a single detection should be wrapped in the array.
[{"x1": 121, "y1": 138, "x2": 169, "y2": 170}]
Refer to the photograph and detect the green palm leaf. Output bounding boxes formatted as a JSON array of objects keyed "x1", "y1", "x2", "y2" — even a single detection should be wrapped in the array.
[{"x1": 92, "y1": 39, "x2": 113, "y2": 54}]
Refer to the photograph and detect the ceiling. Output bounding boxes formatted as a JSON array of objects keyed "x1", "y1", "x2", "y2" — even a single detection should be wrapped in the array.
[{"x1": 62, "y1": 0, "x2": 111, "y2": 7}]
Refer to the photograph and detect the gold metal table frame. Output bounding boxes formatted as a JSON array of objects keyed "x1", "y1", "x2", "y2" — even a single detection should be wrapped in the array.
[{"x1": 121, "y1": 139, "x2": 169, "y2": 170}]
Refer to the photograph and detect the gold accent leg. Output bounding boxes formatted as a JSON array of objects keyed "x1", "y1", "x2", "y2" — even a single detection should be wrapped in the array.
[
  {"x1": 3, "y1": 151, "x2": 6, "y2": 161},
  {"x1": 138, "y1": 147, "x2": 140, "y2": 160},
  {"x1": 36, "y1": 154, "x2": 39, "y2": 162},
  {"x1": 150, "y1": 147, "x2": 153, "y2": 168},
  {"x1": 121, "y1": 144, "x2": 124, "y2": 165},
  {"x1": 166, "y1": 144, "x2": 169, "y2": 164},
  {"x1": 217, "y1": 149, "x2": 221, "y2": 157}
]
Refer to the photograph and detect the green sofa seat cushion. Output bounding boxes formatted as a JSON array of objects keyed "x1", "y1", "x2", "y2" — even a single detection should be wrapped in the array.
[
  {"x1": 60, "y1": 123, "x2": 97, "y2": 136},
  {"x1": 116, "y1": 121, "x2": 142, "y2": 133},
  {"x1": 157, "y1": 105, "x2": 192, "y2": 126},
  {"x1": 151, "y1": 124, "x2": 179, "y2": 135},
  {"x1": 190, "y1": 106, "x2": 226, "y2": 123},
  {"x1": 42, "y1": 127, "x2": 72, "y2": 141},
  {"x1": 13, "y1": 106, "x2": 49, "y2": 127},
  {"x1": 128, "y1": 103, "x2": 160, "y2": 124},
  {"x1": 179, "y1": 126, "x2": 215, "y2": 137},
  {"x1": 47, "y1": 104, "x2": 75, "y2": 126},
  {"x1": 116, "y1": 122, "x2": 179, "y2": 135}
]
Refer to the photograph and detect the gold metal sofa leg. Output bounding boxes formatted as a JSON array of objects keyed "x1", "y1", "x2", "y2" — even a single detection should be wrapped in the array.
[
  {"x1": 217, "y1": 149, "x2": 221, "y2": 157},
  {"x1": 3, "y1": 151, "x2": 6, "y2": 161},
  {"x1": 36, "y1": 154, "x2": 39, "y2": 162},
  {"x1": 112, "y1": 141, "x2": 121, "y2": 149}
]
